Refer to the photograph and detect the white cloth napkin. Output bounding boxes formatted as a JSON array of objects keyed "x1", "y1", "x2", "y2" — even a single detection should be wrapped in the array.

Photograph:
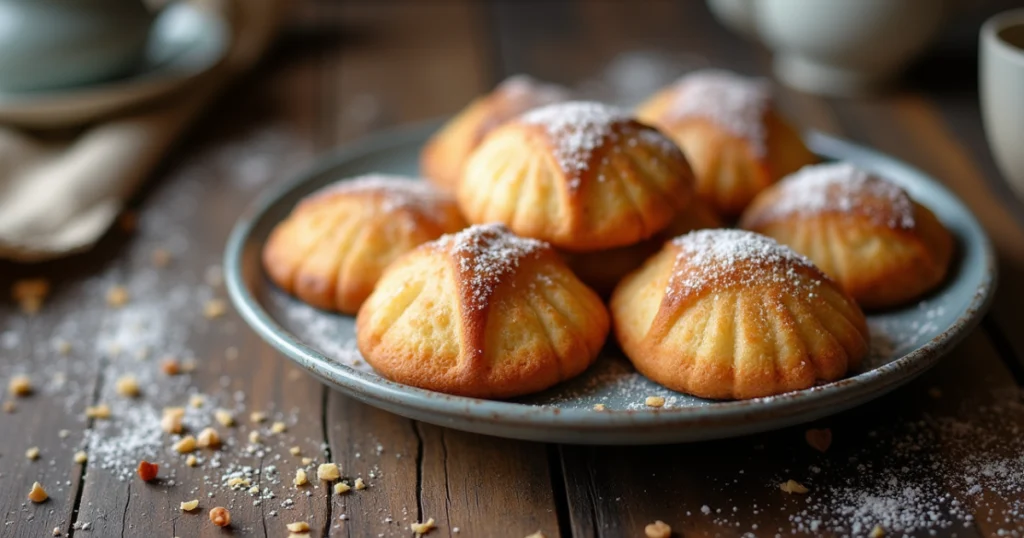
[{"x1": 0, "y1": 0, "x2": 285, "y2": 261}]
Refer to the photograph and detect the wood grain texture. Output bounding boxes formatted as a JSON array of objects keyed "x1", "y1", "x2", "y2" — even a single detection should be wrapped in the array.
[{"x1": 3, "y1": 0, "x2": 1024, "y2": 536}]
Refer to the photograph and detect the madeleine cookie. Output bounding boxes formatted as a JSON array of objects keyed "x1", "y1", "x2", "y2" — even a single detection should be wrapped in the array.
[
  {"x1": 421, "y1": 75, "x2": 569, "y2": 192},
  {"x1": 740, "y1": 162, "x2": 954, "y2": 309},
  {"x1": 356, "y1": 224, "x2": 609, "y2": 398},
  {"x1": 611, "y1": 229, "x2": 868, "y2": 400},
  {"x1": 636, "y1": 70, "x2": 817, "y2": 217},
  {"x1": 262, "y1": 175, "x2": 466, "y2": 314},
  {"x1": 458, "y1": 101, "x2": 696, "y2": 252}
]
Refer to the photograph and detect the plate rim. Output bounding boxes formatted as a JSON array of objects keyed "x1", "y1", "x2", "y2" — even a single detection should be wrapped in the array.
[{"x1": 224, "y1": 120, "x2": 998, "y2": 442}]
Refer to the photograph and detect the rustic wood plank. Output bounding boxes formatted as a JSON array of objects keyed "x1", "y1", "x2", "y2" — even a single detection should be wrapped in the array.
[
  {"x1": 0, "y1": 254, "x2": 115, "y2": 538},
  {"x1": 67, "y1": 15, "x2": 332, "y2": 538},
  {"x1": 319, "y1": 2, "x2": 565, "y2": 537}
]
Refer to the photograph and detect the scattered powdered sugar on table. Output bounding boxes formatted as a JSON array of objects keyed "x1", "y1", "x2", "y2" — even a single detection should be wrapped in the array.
[
  {"x1": 434, "y1": 223, "x2": 547, "y2": 311},
  {"x1": 668, "y1": 229, "x2": 820, "y2": 298},
  {"x1": 664, "y1": 69, "x2": 770, "y2": 157},
  {"x1": 493, "y1": 74, "x2": 570, "y2": 112},
  {"x1": 755, "y1": 162, "x2": 916, "y2": 230},
  {"x1": 520, "y1": 101, "x2": 629, "y2": 187}
]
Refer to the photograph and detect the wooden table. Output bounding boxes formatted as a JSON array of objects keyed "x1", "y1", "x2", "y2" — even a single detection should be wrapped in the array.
[{"x1": 3, "y1": 2, "x2": 1024, "y2": 537}]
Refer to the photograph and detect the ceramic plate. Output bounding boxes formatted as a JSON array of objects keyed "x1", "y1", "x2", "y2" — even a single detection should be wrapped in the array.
[
  {"x1": 224, "y1": 122, "x2": 996, "y2": 445},
  {"x1": 0, "y1": 3, "x2": 228, "y2": 128}
]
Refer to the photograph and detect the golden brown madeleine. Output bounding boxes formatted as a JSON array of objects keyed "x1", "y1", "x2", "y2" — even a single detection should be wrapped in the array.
[
  {"x1": 262, "y1": 175, "x2": 466, "y2": 314},
  {"x1": 740, "y1": 162, "x2": 954, "y2": 309},
  {"x1": 562, "y1": 200, "x2": 722, "y2": 295},
  {"x1": 636, "y1": 70, "x2": 817, "y2": 217},
  {"x1": 420, "y1": 75, "x2": 569, "y2": 192},
  {"x1": 611, "y1": 230, "x2": 868, "y2": 400},
  {"x1": 458, "y1": 101, "x2": 696, "y2": 252},
  {"x1": 356, "y1": 224, "x2": 609, "y2": 398}
]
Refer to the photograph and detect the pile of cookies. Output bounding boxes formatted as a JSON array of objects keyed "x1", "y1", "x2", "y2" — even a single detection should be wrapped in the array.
[{"x1": 262, "y1": 70, "x2": 953, "y2": 401}]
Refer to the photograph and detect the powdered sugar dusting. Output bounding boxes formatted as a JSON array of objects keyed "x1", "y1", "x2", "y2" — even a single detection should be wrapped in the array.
[
  {"x1": 520, "y1": 101, "x2": 629, "y2": 186},
  {"x1": 433, "y1": 223, "x2": 547, "y2": 311},
  {"x1": 493, "y1": 74, "x2": 569, "y2": 111},
  {"x1": 757, "y1": 162, "x2": 916, "y2": 229},
  {"x1": 306, "y1": 174, "x2": 453, "y2": 221},
  {"x1": 668, "y1": 229, "x2": 819, "y2": 298},
  {"x1": 664, "y1": 69, "x2": 770, "y2": 156}
]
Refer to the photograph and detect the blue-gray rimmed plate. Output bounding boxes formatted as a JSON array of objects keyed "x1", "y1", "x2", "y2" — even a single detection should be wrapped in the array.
[{"x1": 224, "y1": 122, "x2": 996, "y2": 445}]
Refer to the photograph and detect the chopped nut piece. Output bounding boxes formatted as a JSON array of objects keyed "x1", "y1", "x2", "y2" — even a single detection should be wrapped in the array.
[
  {"x1": 301, "y1": 457, "x2": 313, "y2": 466},
  {"x1": 52, "y1": 527, "x2": 61, "y2": 536},
  {"x1": 592, "y1": 403, "x2": 606, "y2": 411},
  {"x1": 175, "y1": 435, "x2": 197, "y2": 454},
  {"x1": 645, "y1": 520, "x2": 672, "y2": 538},
  {"x1": 188, "y1": 394, "x2": 204, "y2": 407},
  {"x1": 334, "y1": 482, "x2": 351, "y2": 495},
  {"x1": 160, "y1": 358, "x2": 181, "y2": 376},
  {"x1": 115, "y1": 375, "x2": 140, "y2": 397},
  {"x1": 106, "y1": 286, "x2": 129, "y2": 307},
  {"x1": 286, "y1": 522, "x2": 310, "y2": 533},
  {"x1": 186, "y1": 455, "x2": 198, "y2": 467},
  {"x1": 181, "y1": 358, "x2": 198, "y2": 373},
  {"x1": 271, "y1": 421, "x2": 287, "y2": 434},
  {"x1": 28, "y1": 481, "x2": 48, "y2": 503},
  {"x1": 180, "y1": 499, "x2": 199, "y2": 511},
  {"x1": 354, "y1": 478, "x2": 366, "y2": 490},
  {"x1": 209, "y1": 506, "x2": 231, "y2": 527},
  {"x1": 3, "y1": 401, "x2": 16, "y2": 413},
  {"x1": 152, "y1": 248, "x2": 172, "y2": 268},
  {"x1": 248, "y1": 485, "x2": 260, "y2": 495},
  {"x1": 161, "y1": 407, "x2": 185, "y2": 433},
  {"x1": 214, "y1": 409, "x2": 235, "y2": 427},
  {"x1": 248, "y1": 431, "x2": 261, "y2": 444},
  {"x1": 137, "y1": 460, "x2": 159, "y2": 482},
  {"x1": 870, "y1": 525, "x2": 886, "y2": 538},
  {"x1": 58, "y1": 429, "x2": 70, "y2": 438},
  {"x1": 227, "y1": 477, "x2": 250, "y2": 488},
  {"x1": 9, "y1": 374, "x2": 33, "y2": 396},
  {"x1": 317, "y1": 463, "x2": 340, "y2": 482},
  {"x1": 197, "y1": 427, "x2": 220, "y2": 449},
  {"x1": 779, "y1": 479, "x2": 809, "y2": 494},
  {"x1": 645, "y1": 396, "x2": 665, "y2": 408},
  {"x1": 411, "y1": 518, "x2": 435, "y2": 535},
  {"x1": 524, "y1": 532, "x2": 546, "y2": 538},
  {"x1": 250, "y1": 411, "x2": 267, "y2": 423},
  {"x1": 805, "y1": 428, "x2": 832, "y2": 453},
  {"x1": 55, "y1": 340, "x2": 72, "y2": 355},
  {"x1": 294, "y1": 468, "x2": 308, "y2": 486},
  {"x1": 26, "y1": 446, "x2": 40, "y2": 460},
  {"x1": 289, "y1": 446, "x2": 301, "y2": 456},
  {"x1": 203, "y1": 299, "x2": 227, "y2": 319},
  {"x1": 85, "y1": 403, "x2": 111, "y2": 419},
  {"x1": 73, "y1": 451, "x2": 88, "y2": 464},
  {"x1": 12, "y1": 278, "x2": 49, "y2": 314}
]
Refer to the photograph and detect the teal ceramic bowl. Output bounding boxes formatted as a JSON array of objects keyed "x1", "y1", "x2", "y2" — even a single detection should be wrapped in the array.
[{"x1": 224, "y1": 122, "x2": 996, "y2": 445}]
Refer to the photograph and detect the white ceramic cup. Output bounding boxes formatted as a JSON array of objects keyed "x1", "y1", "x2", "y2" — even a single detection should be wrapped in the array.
[
  {"x1": 707, "y1": 0, "x2": 949, "y2": 96},
  {"x1": 981, "y1": 9, "x2": 1024, "y2": 200}
]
